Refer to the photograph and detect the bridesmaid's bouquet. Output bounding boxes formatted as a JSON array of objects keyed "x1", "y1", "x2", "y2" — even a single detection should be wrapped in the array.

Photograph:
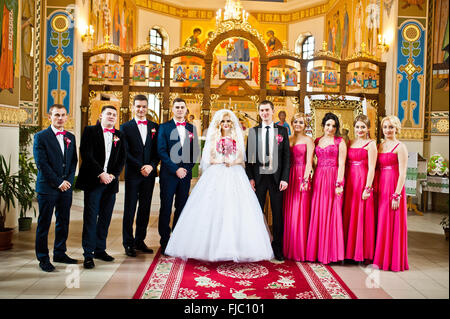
[{"x1": 216, "y1": 137, "x2": 237, "y2": 156}]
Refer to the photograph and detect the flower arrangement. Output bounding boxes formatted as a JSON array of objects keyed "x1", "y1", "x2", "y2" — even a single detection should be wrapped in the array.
[
  {"x1": 113, "y1": 136, "x2": 120, "y2": 147},
  {"x1": 64, "y1": 136, "x2": 71, "y2": 149},
  {"x1": 216, "y1": 137, "x2": 237, "y2": 156},
  {"x1": 276, "y1": 134, "x2": 283, "y2": 145},
  {"x1": 427, "y1": 153, "x2": 449, "y2": 176}
]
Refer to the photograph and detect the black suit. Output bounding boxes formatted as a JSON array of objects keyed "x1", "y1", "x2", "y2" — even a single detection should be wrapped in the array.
[
  {"x1": 120, "y1": 119, "x2": 159, "y2": 249},
  {"x1": 33, "y1": 126, "x2": 78, "y2": 262},
  {"x1": 75, "y1": 123, "x2": 126, "y2": 258},
  {"x1": 245, "y1": 123, "x2": 290, "y2": 257}
]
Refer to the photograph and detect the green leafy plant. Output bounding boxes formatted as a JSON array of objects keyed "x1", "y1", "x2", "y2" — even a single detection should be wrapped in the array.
[
  {"x1": 17, "y1": 153, "x2": 37, "y2": 218},
  {"x1": 0, "y1": 155, "x2": 19, "y2": 232}
]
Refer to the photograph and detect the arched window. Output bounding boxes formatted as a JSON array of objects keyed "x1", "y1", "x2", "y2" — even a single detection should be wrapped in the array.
[
  {"x1": 148, "y1": 28, "x2": 164, "y2": 120},
  {"x1": 302, "y1": 36, "x2": 315, "y2": 59}
]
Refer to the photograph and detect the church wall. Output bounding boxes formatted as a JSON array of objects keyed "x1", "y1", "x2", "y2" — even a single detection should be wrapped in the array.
[
  {"x1": 288, "y1": 15, "x2": 324, "y2": 53},
  {"x1": 137, "y1": 8, "x2": 181, "y2": 51}
]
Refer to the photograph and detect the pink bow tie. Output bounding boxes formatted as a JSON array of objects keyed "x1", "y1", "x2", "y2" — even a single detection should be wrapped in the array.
[
  {"x1": 103, "y1": 128, "x2": 115, "y2": 133},
  {"x1": 176, "y1": 122, "x2": 186, "y2": 127},
  {"x1": 137, "y1": 120, "x2": 147, "y2": 125},
  {"x1": 55, "y1": 131, "x2": 66, "y2": 136}
]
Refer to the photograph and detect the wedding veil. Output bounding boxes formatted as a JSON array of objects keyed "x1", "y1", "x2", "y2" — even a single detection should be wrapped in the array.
[{"x1": 200, "y1": 109, "x2": 246, "y2": 172}]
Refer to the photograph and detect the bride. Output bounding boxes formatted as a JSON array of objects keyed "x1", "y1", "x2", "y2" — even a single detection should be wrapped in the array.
[{"x1": 165, "y1": 109, "x2": 274, "y2": 262}]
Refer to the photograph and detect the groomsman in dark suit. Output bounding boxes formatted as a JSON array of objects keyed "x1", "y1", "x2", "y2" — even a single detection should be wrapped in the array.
[
  {"x1": 33, "y1": 104, "x2": 78, "y2": 272},
  {"x1": 120, "y1": 95, "x2": 159, "y2": 257},
  {"x1": 245, "y1": 100, "x2": 290, "y2": 261},
  {"x1": 75, "y1": 105, "x2": 126, "y2": 269},
  {"x1": 157, "y1": 97, "x2": 199, "y2": 254}
]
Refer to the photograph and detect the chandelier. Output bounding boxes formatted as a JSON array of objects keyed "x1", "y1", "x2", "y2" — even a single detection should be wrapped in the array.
[{"x1": 216, "y1": 0, "x2": 249, "y2": 25}]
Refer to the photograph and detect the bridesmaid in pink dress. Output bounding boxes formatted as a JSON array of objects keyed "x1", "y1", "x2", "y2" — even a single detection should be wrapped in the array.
[
  {"x1": 306, "y1": 113, "x2": 347, "y2": 264},
  {"x1": 374, "y1": 115, "x2": 409, "y2": 272},
  {"x1": 343, "y1": 114, "x2": 377, "y2": 263},
  {"x1": 283, "y1": 113, "x2": 314, "y2": 261}
]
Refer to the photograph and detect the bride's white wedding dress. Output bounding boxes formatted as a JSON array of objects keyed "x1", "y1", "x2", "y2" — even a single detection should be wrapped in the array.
[{"x1": 165, "y1": 111, "x2": 274, "y2": 262}]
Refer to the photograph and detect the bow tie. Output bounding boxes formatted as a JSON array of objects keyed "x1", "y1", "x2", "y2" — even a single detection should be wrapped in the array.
[
  {"x1": 176, "y1": 122, "x2": 186, "y2": 127},
  {"x1": 55, "y1": 131, "x2": 66, "y2": 136},
  {"x1": 103, "y1": 128, "x2": 115, "y2": 133},
  {"x1": 137, "y1": 120, "x2": 147, "y2": 125}
]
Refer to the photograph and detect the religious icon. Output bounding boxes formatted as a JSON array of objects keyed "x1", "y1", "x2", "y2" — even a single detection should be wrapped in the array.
[
  {"x1": 148, "y1": 62, "x2": 162, "y2": 81},
  {"x1": 188, "y1": 65, "x2": 202, "y2": 82},
  {"x1": 174, "y1": 64, "x2": 188, "y2": 82},
  {"x1": 324, "y1": 70, "x2": 338, "y2": 88},
  {"x1": 184, "y1": 28, "x2": 202, "y2": 48},
  {"x1": 220, "y1": 61, "x2": 251, "y2": 80},
  {"x1": 269, "y1": 67, "x2": 283, "y2": 86},
  {"x1": 284, "y1": 67, "x2": 298, "y2": 87},
  {"x1": 132, "y1": 64, "x2": 146, "y2": 81}
]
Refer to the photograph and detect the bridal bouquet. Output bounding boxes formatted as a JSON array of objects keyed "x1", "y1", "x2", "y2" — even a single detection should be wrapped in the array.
[{"x1": 216, "y1": 137, "x2": 237, "y2": 156}]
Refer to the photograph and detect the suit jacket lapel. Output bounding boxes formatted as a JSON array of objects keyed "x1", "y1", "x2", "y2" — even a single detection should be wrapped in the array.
[
  {"x1": 170, "y1": 119, "x2": 181, "y2": 144},
  {"x1": 96, "y1": 123, "x2": 106, "y2": 164},
  {"x1": 131, "y1": 119, "x2": 145, "y2": 147}
]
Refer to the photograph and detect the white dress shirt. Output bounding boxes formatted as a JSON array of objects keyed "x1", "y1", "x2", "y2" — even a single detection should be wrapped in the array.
[
  {"x1": 174, "y1": 119, "x2": 186, "y2": 147},
  {"x1": 261, "y1": 122, "x2": 274, "y2": 160},
  {"x1": 102, "y1": 126, "x2": 113, "y2": 172},
  {"x1": 51, "y1": 125, "x2": 65, "y2": 155},
  {"x1": 135, "y1": 118, "x2": 147, "y2": 145}
]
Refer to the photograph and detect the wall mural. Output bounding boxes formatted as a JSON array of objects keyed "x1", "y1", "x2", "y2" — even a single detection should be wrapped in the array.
[
  {"x1": 396, "y1": 20, "x2": 425, "y2": 129},
  {"x1": 325, "y1": 0, "x2": 383, "y2": 59},
  {"x1": 89, "y1": 0, "x2": 136, "y2": 51},
  {"x1": 45, "y1": 10, "x2": 74, "y2": 116},
  {"x1": 0, "y1": 0, "x2": 19, "y2": 109}
]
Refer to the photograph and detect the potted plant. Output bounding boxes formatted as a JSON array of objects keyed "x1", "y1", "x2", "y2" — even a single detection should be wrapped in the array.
[
  {"x1": 17, "y1": 125, "x2": 39, "y2": 231},
  {"x1": 0, "y1": 154, "x2": 19, "y2": 250},
  {"x1": 440, "y1": 216, "x2": 449, "y2": 240},
  {"x1": 17, "y1": 153, "x2": 37, "y2": 231}
]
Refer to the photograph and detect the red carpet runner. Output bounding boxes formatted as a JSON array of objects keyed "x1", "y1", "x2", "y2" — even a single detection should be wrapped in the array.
[{"x1": 133, "y1": 250, "x2": 357, "y2": 299}]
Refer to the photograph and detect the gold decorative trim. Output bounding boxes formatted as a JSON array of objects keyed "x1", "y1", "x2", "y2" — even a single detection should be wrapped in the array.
[
  {"x1": 172, "y1": 46, "x2": 205, "y2": 56},
  {"x1": 0, "y1": 106, "x2": 33, "y2": 126},
  {"x1": 206, "y1": 20, "x2": 267, "y2": 52},
  {"x1": 398, "y1": 128, "x2": 425, "y2": 140},
  {"x1": 136, "y1": 0, "x2": 327, "y2": 24},
  {"x1": 268, "y1": 48, "x2": 301, "y2": 59},
  {"x1": 313, "y1": 41, "x2": 340, "y2": 60},
  {"x1": 132, "y1": 43, "x2": 162, "y2": 54},
  {"x1": 346, "y1": 42, "x2": 378, "y2": 61}
]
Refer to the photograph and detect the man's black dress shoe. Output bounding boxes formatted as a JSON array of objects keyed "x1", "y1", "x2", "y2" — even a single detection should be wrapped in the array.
[
  {"x1": 94, "y1": 251, "x2": 115, "y2": 262},
  {"x1": 53, "y1": 254, "x2": 78, "y2": 264},
  {"x1": 39, "y1": 260, "x2": 55, "y2": 272},
  {"x1": 135, "y1": 242, "x2": 154, "y2": 254},
  {"x1": 83, "y1": 257, "x2": 95, "y2": 269},
  {"x1": 125, "y1": 246, "x2": 137, "y2": 257}
]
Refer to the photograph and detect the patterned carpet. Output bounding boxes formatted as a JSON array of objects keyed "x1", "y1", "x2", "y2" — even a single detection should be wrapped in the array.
[{"x1": 133, "y1": 249, "x2": 357, "y2": 299}]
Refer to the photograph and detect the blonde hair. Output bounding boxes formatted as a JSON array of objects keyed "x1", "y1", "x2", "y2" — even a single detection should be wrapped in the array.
[
  {"x1": 353, "y1": 114, "x2": 371, "y2": 138},
  {"x1": 291, "y1": 112, "x2": 307, "y2": 128},
  {"x1": 381, "y1": 115, "x2": 401, "y2": 135}
]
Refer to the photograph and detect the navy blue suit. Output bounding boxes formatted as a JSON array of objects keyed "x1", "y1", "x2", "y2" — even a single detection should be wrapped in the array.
[
  {"x1": 157, "y1": 119, "x2": 199, "y2": 250},
  {"x1": 75, "y1": 123, "x2": 126, "y2": 258},
  {"x1": 120, "y1": 119, "x2": 159, "y2": 249},
  {"x1": 33, "y1": 126, "x2": 78, "y2": 262}
]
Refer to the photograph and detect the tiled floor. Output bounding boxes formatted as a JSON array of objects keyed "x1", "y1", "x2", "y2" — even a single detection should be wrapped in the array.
[{"x1": 0, "y1": 181, "x2": 448, "y2": 299}]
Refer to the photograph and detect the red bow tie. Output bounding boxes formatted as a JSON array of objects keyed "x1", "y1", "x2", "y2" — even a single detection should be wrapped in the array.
[
  {"x1": 176, "y1": 122, "x2": 186, "y2": 127},
  {"x1": 103, "y1": 128, "x2": 115, "y2": 133},
  {"x1": 137, "y1": 120, "x2": 147, "y2": 125},
  {"x1": 55, "y1": 131, "x2": 66, "y2": 136}
]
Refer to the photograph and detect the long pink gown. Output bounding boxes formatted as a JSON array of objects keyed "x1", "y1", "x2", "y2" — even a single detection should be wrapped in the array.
[
  {"x1": 343, "y1": 141, "x2": 376, "y2": 261},
  {"x1": 306, "y1": 136, "x2": 345, "y2": 264},
  {"x1": 283, "y1": 144, "x2": 311, "y2": 261},
  {"x1": 373, "y1": 144, "x2": 409, "y2": 271}
]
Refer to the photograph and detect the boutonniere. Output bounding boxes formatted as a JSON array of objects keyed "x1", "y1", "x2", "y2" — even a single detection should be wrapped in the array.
[
  {"x1": 113, "y1": 136, "x2": 120, "y2": 147},
  {"x1": 64, "y1": 137, "x2": 71, "y2": 149},
  {"x1": 276, "y1": 134, "x2": 283, "y2": 145},
  {"x1": 151, "y1": 128, "x2": 156, "y2": 139},
  {"x1": 188, "y1": 131, "x2": 194, "y2": 142}
]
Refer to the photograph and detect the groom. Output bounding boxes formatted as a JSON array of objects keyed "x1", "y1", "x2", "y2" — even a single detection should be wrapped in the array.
[
  {"x1": 245, "y1": 100, "x2": 290, "y2": 261},
  {"x1": 157, "y1": 97, "x2": 199, "y2": 255}
]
